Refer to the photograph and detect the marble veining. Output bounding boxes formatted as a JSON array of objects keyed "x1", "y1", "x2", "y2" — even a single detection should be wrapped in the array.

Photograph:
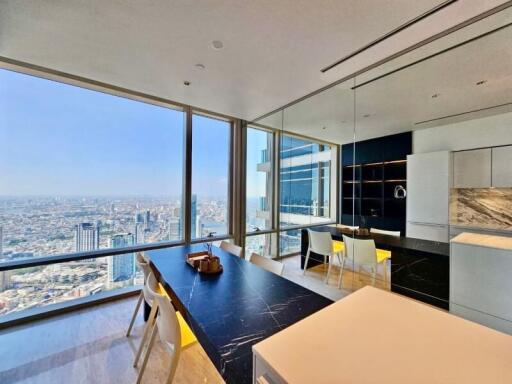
[
  {"x1": 147, "y1": 244, "x2": 332, "y2": 384},
  {"x1": 450, "y1": 188, "x2": 512, "y2": 230}
]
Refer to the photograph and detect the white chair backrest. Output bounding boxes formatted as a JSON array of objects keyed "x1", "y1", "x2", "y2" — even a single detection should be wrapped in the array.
[
  {"x1": 136, "y1": 252, "x2": 151, "y2": 282},
  {"x1": 220, "y1": 240, "x2": 243, "y2": 257},
  {"x1": 342, "y1": 235, "x2": 377, "y2": 265},
  {"x1": 154, "y1": 293, "x2": 181, "y2": 358},
  {"x1": 249, "y1": 253, "x2": 284, "y2": 276},
  {"x1": 142, "y1": 272, "x2": 159, "y2": 304},
  {"x1": 370, "y1": 228, "x2": 401, "y2": 237},
  {"x1": 307, "y1": 229, "x2": 333, "y2": 256}
]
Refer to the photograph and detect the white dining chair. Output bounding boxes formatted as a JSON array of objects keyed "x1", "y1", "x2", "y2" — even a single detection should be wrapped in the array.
[
  {"x1": 135, "y1": 283, "x2": 182, "y2": 384},
  {"x1": 369, "y1": 228, "x2": 398, "y2": 284},
  {"x1": 341, "y1": 235, "x2": 387, "y2": 288},
  {"x1": 220, "y1": 240, "x2": 243, "y2": 257},
  {"x1": 133, "y1": 272, "x2": 161, "y2": 367},
  {"x1": 249, "y1": 252, "x2": 284, "y2": 276},
  {"x1": 370, "y1": 228, "x2": 401, "y2": 237},
  {"x1": 304, "y1": 229, "x2": 344, "y2": 283},
  {"x1": 127, "y1": 252, "x2": 151, "y2": 337}
]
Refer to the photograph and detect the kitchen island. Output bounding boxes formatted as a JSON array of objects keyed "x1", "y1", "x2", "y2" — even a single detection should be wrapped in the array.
[
  {"x1": 451, "y1": 232, "x2": 512, "y2": 334},
  {"x1": 301, "y1": 225, "x2": 450, "y2": 308}
]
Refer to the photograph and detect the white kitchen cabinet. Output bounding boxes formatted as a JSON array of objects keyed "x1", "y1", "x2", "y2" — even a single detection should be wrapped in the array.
[
  {"x1": 492, "y1": 145, "x2": 512, "y2": 187},
  {"x1": 406, "y1": 151, "x2": 451, "y2": 242},
  {"x1": 450, "y1": 233, "x2": 512, "y2": 334},
  {"x1": 453, "y1": 148, "x2": 491, "y2": 188}
]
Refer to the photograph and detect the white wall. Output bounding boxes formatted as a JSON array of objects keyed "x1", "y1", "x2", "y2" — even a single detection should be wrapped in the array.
[{"x1": 413, "y1": 112, "x2": 512, "y2": 153}]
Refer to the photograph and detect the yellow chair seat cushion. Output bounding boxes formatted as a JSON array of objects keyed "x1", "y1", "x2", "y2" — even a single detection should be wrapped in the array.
[
  {"x1": 376, "y1": 249, "x2": 392, "y2": 263},
  {"x1": 157, "y1": 283, "x2": 197, "y2": 348},
  {"x1": 332, "y1": 240, "x2": 345, "y2": 254}
]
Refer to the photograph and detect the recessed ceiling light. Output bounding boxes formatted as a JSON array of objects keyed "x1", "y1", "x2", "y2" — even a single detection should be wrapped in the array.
[
  {"x1": 476, "y1": 80, "x2": 487, "y2": 85},
  {"x1": 183, "y1": 81, "x2": 191, "y2": 86},
  {"x1": 431, "y1": 93, "x2": 440, "y2": 98},
  {"x1": 195, "y1": 63, "x2": 205, "y2": 70},
  {"x1": 211, "y1": 40, "x2": 224, "y2": 50}
]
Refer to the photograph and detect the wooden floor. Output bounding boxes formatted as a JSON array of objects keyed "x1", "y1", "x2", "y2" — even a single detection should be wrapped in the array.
[
  {"x1": 282, "y1": 254, "x2": 390, "y2": 301},
  {"x1": 0, "y1": 298, "x2": 224, "y2": 384},
  {"x1": 0, "y1": 255, "x2": 389, "y2": 384}
]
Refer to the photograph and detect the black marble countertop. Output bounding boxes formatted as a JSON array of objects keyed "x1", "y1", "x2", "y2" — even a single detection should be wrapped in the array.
[
  {"x1": 307, "y1": 225, "x2": 450, "y2": 257},
  {"x1": 147, "y1": 244, "x2": 332, "y2": 384}
]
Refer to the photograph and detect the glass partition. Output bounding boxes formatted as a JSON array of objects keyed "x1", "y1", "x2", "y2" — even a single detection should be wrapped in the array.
[{"x1": 351, "y1": 13, "x2": 512, "y2": 334}]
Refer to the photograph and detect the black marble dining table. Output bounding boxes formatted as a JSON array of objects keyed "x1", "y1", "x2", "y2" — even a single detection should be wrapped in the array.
[
  {"x1": 146, "y1": 244, "x2": 333, "y2": 384},
  {"x1": 301, "y1": 225, "x2": 451, "y2": 309}
]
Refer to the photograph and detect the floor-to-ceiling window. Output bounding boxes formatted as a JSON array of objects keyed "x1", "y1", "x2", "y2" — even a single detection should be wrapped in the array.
[
  {"x1": 0, "y1": 68, "x2": 185, "y2": 316},
  {"x1": 191, "y1": 114, "x2": 231, "y2": 239}
]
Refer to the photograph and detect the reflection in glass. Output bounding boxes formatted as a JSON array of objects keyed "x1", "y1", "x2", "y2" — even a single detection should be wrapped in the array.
[
  {"x1": 244, "y1": 233, "x2": 275, "y2": 259},
  {"x1": 280, "y1": 135, "x2": 332, "y2": 227},
  {"x1": 246, "y1": 127, "x2": 273, "y2": 232}
]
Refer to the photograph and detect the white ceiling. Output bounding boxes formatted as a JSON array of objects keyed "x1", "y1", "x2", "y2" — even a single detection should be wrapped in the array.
[
  {"x1": 258, "y1": 7, "x2": 512, "y2": 144},
  {"x1": 0, "y1": 0, "x2": 507, "y2": 121}
]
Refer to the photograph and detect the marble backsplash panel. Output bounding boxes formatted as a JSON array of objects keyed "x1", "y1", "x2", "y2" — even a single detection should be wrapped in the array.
[{"x1": 450, "y1": 188, "x2": 512, "y2": 230}]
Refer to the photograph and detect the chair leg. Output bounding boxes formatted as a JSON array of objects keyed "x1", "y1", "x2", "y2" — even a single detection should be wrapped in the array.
[
  {"x1": 165, "y1": 351, "x2": 181, "y2": 384},
  {"x1": 302, "y1": 249, "x2": 310, "y2": 275},
  {"x1": 134, "y1": 302, "x2": 158, "y2": 367},
  {"x1": 127, "y1": 291, "x2": 144, "y2": 337},
  {"x1": 136, "y1": 323, "x2": 158, "y2": 384},
  {"x1": 325, "y1": 253, "x2": 333, "y2": 284},
  {"x1": 337, "y1": 257, "x2": 345, "y2": 289}
]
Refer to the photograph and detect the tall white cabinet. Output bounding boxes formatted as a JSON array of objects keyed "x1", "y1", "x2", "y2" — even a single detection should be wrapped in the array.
[
  {"x1": 492, "y1": 145, "x2": 512, "y2": 187},
  {"x1": 453, "y1": 148, "x2": 491, "y2": 188},
  {"x1": 406, "y1": 151, "x2": 452, "y2": 242}
]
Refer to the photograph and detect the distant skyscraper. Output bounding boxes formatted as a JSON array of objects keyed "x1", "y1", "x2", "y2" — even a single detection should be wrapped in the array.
[
  {"x1": 74, "y1": 223, "x2": 100, "y2": 252},
  {"x1": 168, "y1": 218, "x2": 181, "y2": 241},
  {"x1": 0, "y1": 225, "x2": 3, "y2": 260},
  {"x1": 0, "y1": 270, "x2": 10, "y2": 291},
  {"x1": 134, "y1": 213, "x2": 144, "y2": 224},
  {"x1": 191, "y1": 194, "x2": 197, "y2": 238},
  {"x1": 134, "y1": 223, "x2": 145, "y2": 244},
  {"x1": 144, "y1": 210, "x2": 151, "y2": 230},
  {"x1": 108, "y1": 233, "x2": 135, "y2": 283}
]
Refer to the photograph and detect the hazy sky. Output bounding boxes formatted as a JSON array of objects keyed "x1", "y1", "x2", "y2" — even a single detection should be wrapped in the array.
[{"x1": 0, "y1": 69, "x2": 241, "y2": 198}]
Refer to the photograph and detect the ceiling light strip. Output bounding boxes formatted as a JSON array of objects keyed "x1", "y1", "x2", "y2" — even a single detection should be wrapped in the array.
[
  {"x1": 252, "y1": 1, "x2": 512, "y2": 123},
  {"x1": 352, "y1": 21, "x2": 512, "y2": 90},
  {"x1": 414, "y1": 102, "x2": 512, "y2": 125},
  {"x1": 320, "y1": 0, "x2": 458, "y2": 73}
]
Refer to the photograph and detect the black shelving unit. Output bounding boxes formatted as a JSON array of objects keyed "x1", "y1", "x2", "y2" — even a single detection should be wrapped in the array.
[{"x1": 341, "y1": 132, "x2": 411, "y2": 234}]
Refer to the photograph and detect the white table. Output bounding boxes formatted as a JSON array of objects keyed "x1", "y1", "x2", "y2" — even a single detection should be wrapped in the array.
[{"x1": 253, "y1": 286, "x2": 512, "y2": 384}]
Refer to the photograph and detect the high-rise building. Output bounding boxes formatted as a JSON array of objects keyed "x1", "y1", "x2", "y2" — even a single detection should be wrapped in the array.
[
  {"x1": 191, "y1": 194, "x2": 197, "y2": 237},
  {"x1": 0, "y1": 270, "x2": 11, "y2": 291},
  {"x1": 0, "y1": 225, "x2": 3, "y2": 260},
  {"x1": 144, "y1": 210, "x2": 151, "y2": 230},
  {"x1": 107, "y1": 233, "x2": 135, "y2": 283},
  {"x1": 168, "y1": 218, "x2": 181, "y2": 241},
  {"x1": 134, "y1": 222, "x2": 145, "y2": 244},
  {"x1": 74, "y1": 223, "x2": 100, "y2": 252}
]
